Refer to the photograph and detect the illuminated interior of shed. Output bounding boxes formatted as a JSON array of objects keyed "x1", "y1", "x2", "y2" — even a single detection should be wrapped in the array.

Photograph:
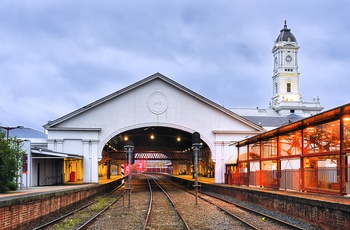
[{"x1": 229, "y1": 103, "x2": 350, "y2": 195}]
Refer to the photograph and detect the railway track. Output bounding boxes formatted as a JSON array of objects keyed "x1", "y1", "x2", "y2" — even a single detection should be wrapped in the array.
[
  {"x1": 197, "y1": 191, "x2": 305, "y2": 230},
  {"x1": 33, "y1": 174, "x2": 314, "y2": 229},
  {"x1": 143, "y1": 176, "x2": 190, "y2": 229},
  {"x1": 33, "y1": 183, "x2": 126, "y2": 230},
  {"x1": 147, "y1": 174, "x2": 268, "y2": 229},
  {"x1": 156, "y1": 175, "x2": 312, "y2": 230}
]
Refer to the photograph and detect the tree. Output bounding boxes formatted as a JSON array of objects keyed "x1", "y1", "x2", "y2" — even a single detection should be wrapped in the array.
[{"x1": 0, "y1": 130, "x2": 25, "y2": 193}]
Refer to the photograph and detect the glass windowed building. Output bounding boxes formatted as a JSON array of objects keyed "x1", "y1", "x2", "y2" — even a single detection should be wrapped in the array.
[{"x1": 231, "y1": 103, "x2": 350, "y2": 195}]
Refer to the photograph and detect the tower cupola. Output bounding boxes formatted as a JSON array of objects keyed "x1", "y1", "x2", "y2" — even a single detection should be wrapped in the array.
[{"x1": 275, "y1": 20, "x2": 297, "y2": 43}]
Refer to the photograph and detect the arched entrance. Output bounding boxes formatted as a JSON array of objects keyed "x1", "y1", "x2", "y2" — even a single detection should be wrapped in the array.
[{"x1": 98, "y1": 125, "x2": 213, "y2": 179}]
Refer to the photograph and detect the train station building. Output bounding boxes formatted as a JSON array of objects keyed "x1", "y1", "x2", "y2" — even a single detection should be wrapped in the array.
[
  {"x1": 42, "y1": 73, "x2": 264, "y2": 184},
  {"x1": 6, "y1": 22, "x2": 347, "y2": 196}
]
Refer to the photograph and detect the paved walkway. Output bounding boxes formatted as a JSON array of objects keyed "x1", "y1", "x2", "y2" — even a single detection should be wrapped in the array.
[
  {"x1": 173, "y1": 174, "x2": 215, "y2": 184},
  {"x1": 0, "y1": 174, "x2": 209, "y2": 202},
  {"x1": 0, "y1": 175, "x2": 122, "y2": 202},
  {"x1": 174, "y1": 175, "x2": 350, "y2": 206},
  {"x1": 0, "y1": 184, "x2": 92, "y2": 202}
]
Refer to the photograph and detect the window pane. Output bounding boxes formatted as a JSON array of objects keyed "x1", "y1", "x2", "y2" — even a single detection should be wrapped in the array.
[
  {"x1": 238, "y1": 162, "x2": 248, "y2": 173},
  {"x1": 262, "y1": 137, "x2": 277, "y2": 158},
  {"x1": 280, "y1": 130, "x2": 302, "y2": 156},
  {"x1": 343, "y1": 116, "x2": 350, "y2": 151},
  {"x1": 303, "y1": 120, "x2": 340, "y2": 154},
  {"x1": 238, "y1": 145, "x2": 248, "y2": 161},
  {"x1": 287, "y1": 83, "x2": 291, "y2": 92},
  {"x1": 249, "y1": 143, "x2": 261, "y2": 160}
]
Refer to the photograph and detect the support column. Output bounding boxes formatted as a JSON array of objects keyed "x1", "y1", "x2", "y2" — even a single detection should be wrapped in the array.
[
  {"x1": 172, "y1": 161, "x2": 179, "y2": 174},
  {"x1": 90, "y1": 140, "x2": 99, "y2": 183},
  {"x1": 83, "y1": 140, "x2": 91, "y2": 183},
  {"x1": 214, "y1": 141, "x2": 231, "y2": 183},
  {"x1": 186, "y1": 162, "x2": 191, "y2": 175},
  {"x1": 52, "y1": 139, "x2": 63, "y2": 152},
  {"x1": 214, "y1": 142, "x2": 224, "y2": 183},
  {"x1": 83, "y1": 140, "x2": 99, "y2": 183}
]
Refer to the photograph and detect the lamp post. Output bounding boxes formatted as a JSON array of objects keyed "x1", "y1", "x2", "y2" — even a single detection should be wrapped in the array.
[
  {"x1": 15, "y1": 139, "x2": 29, "y2": 190},
  {"x1": 124, "y1": 141, "x2": 134, "y2": 208},
  {"x1": 17, "y1": 139, "x2": 30, "y2": 189},
  {"x1": 0, "y1": 126, "x2": 23, "y2": 140},
  {"x1": 192, "y1": 132, "x2": 201, "y2": 205}
]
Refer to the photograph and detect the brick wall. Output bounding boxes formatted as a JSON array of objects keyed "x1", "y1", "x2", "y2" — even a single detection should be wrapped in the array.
[
  {"x1": 0, "y1": 179, "x2": 120, "y2": 230},
  {"x1": 204, "y1": 184, "x2": 350, "y2": 229},
  {"x1": 168, "y1": 175, "x2": 350, "y2": 229}
]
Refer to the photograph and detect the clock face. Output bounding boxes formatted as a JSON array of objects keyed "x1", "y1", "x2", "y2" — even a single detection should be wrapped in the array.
[{"x1": 285, "y1": 55, "x2": 292, "y2": 62}]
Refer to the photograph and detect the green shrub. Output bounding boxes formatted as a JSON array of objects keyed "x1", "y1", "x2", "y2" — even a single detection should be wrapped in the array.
[
  {"x1": 8, "y1": 182, "x2": 18, "y2": 191},
  {"x1": 0, "y1": 130, "x2": 24, "y2": 193}
]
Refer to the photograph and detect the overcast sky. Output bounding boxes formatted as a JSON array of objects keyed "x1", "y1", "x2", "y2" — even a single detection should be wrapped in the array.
[{"x1": 1, "y1": 1, "x2": 349, "y2": 132}]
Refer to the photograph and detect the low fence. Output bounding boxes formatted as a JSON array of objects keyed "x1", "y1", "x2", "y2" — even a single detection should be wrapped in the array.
[
  {"x1": 144, "y1": 167, "x2": 172, "y2": 174},
  {"x1": 45, "y1": 175, "x2": 62, "y2": 185}
]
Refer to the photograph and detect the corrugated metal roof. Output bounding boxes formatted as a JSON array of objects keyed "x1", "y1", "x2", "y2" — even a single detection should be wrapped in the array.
[
  {"x1": 230, "y1": 107, "x2": 280, "y2": 117},
  {"x1": 242, "y1": 116, "x2": 302, "y2": 128},
  {"x1": 226, "y1": 154, "x2": 237, "y2": 165},
  {"x1": 2, "y1": 127, "x2": 47, "y2": 139},
  {"x1": 31, "y1": 147, "x2": 82, "y2": 159}
]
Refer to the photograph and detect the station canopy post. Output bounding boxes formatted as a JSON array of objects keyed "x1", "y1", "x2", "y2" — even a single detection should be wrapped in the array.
[
  {"x1": 192, "y1": 132, "x2": 201, "y2": 205},
  {"x1": 124, "y1": 141, "x2": 134, "y2": 208}
]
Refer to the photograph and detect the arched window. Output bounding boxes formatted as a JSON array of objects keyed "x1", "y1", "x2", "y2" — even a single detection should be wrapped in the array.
[{"x1": 287, "y1": 82, "x2": 291, "y2": 92}]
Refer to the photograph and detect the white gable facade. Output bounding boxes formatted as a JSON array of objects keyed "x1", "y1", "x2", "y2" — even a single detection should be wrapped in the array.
[{"x1": 44, "y1": 73, "x2": 263, "y2": 183}]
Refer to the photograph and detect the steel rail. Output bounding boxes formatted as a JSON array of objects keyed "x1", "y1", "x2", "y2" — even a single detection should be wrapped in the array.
[
  {"x1": 75, "y1": 190, "x2": 126, "y2": 230},
  {"x1": 154, "y1": 175, "x2": 258, "y2": 229},
  {"x1": 33, "y1": 183, "x2": 125, "y2": 230},
  {"x1": 198, "y1": 191, "x2": 305, "y2": 230},
  {"x1": 156, "y1": 175, "x2": 305, "y2": 230},
  {"x1": 142, "y1": 176, "x2": 153, "y2": 230},
  {"x1": 196, "y1": 194, "x2": 262, "y2": 230},
  {"x1": 147, "y1": 176, "x2": 191, "y2": 230}
]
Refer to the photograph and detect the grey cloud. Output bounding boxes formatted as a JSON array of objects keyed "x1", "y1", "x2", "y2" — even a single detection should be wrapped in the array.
[{"x1": 0, "y1": 1, "x2": 349, "y2": 131}]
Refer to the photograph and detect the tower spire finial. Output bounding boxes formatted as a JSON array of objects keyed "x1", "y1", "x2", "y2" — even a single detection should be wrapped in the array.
[{"x1": 284, "y1": 19, "x2": 287, "y2": 28}]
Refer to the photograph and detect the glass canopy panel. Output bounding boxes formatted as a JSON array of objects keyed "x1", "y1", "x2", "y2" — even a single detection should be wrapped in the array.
[
  {"x1": 280, "y1": 130, "x2": 302, "y2": 156},
  {"x1": 238, "y1": 145, "x2": 248, "y2": 161},
  {"x1": 303, "y1": 120, "x2": 340, "y2": 154},
  {"x1": 304, "y1": 155, "x2": 340, "y2": 191},
  {"x1": 261, "y1": 137, "x2": 277, "y2": 159},
  {"x1": 249, "y1": 143, "x2": 261, "y2": 160}
]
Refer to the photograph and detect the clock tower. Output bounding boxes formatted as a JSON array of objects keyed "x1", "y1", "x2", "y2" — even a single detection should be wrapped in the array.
[{"x1": 270, "y1": 21, "x2": 323, "y2": 117}]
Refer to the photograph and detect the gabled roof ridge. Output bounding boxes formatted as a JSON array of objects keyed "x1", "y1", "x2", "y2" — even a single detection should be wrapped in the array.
[
  {"x1": 158, "y1": 75, "x2": 263, "y2": 130},
  {"x1": 43, "y1": 72, "x2": 263, "y2": 131},
  {"x1": 44, "y1": 73, "x2": 162, "y2": 128}
]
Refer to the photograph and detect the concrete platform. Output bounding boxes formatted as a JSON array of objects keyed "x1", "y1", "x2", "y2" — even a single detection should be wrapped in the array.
[
  {"x1": 0, "y1": 175, "x2": 122, "y2": 202},
  {"x1": 173, "y1": 174, "x2": 215, "y2": 184},
  {"x1": 173, "y1": 174, "x2": 350, "y2": 206}
]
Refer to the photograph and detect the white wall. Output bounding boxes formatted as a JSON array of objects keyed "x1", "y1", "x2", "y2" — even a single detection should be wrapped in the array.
[{"x1": 47, "y1": 77, "x2": 261, "y2": 183}]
